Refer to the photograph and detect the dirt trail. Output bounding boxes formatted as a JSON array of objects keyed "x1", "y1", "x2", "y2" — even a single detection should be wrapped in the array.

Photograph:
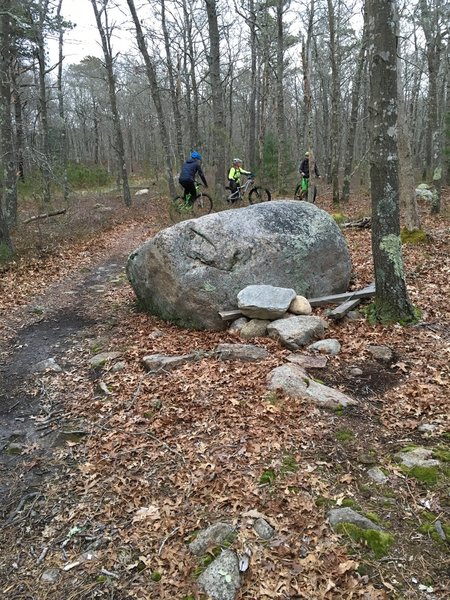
[{"x1": 0, "y1": 223, "x2": 148, "y2": 518}]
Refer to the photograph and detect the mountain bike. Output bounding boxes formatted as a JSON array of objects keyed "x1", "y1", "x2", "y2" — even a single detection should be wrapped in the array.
[
  {"x1": 224, "y1": 174, "x2": 271, "y2": 208},
  {"x1": 294, "y1": 176, "x2": 317, "y2": 203},
  {"x1": 169, "y1": 181, "x2": 213, "y2": 223}
]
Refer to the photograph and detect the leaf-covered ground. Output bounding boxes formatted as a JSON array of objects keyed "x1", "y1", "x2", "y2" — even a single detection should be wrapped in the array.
[{"x1": 0, "y1": 187, "x2": 449, "y2": 599}]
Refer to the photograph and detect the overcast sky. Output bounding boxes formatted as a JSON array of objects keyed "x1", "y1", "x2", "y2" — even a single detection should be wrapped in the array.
[{"x1": 47, "y1": 0, "x2": 132, "y2": 65}]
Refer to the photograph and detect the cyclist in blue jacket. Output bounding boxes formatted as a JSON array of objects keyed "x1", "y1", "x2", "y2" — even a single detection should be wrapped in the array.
[{"x1": 178, "y1": 151, "x2": 208, "y2": 204}]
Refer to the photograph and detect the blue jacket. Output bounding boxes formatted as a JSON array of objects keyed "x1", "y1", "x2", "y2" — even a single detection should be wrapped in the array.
[{"x1": 179, "y1": 159, "x2": 208, "y2": 186}]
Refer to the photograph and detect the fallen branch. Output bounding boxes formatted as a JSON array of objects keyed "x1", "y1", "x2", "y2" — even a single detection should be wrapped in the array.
[
  {"x1": 23, "y1": 208, "x2": 66, "y2": 224},
  {"x1": 342, "y1": 216, "x2": 371, "y2": 229}
]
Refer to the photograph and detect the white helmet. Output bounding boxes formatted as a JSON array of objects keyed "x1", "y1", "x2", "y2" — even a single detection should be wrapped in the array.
[{"x1": 233, "y1": 158, "x2": 242, "y2": 164}]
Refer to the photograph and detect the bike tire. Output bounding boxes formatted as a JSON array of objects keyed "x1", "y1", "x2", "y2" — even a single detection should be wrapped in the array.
[
  {"x1": 249, "y1": 187, "x2": 271, "y2": 204},
  {"x1": 294, "y1": 184, "x2": 306, "y2": 201},
  {"x1": 192, "y1": 192, "x2": 213, "y2": 218},
  {"x1": 169, "y1": 196, "x2": 193, "y2": 223}
]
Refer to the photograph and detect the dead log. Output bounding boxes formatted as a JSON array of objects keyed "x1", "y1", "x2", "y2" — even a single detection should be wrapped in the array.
[
  {"x1": 328, "y1": 298, "x2": 361, "y2": 321},
  {"x1": 343, "y1": 216, "x2": 371, "y2": 229},
  {"x1": 23, "y1": 208, "x2": 66, "y2": 224}
]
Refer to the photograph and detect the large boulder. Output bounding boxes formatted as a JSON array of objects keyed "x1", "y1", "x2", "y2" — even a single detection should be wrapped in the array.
[{"x1": 126, "y1": 201, "x2": 352, "y2": 330}]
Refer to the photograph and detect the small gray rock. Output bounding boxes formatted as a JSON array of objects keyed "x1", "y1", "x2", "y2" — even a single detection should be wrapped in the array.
[
  {"x1": 228, "y1": 317, "x2": 248, "y2": 332},
  {"x1": 367, "y1": 345, "x2": 394, "y2": 362},
  {"x1": 197, "y1": 549, "x2": 240, "y2": 600},
  {"x1": 41, "y1": 568, "x2": 60, "y2": 583},
  {"x1": 267, "y1": 315, "x2": 325, "y2": 350},
  {"x1": 188, "y1": 523, "x2": 235, "y2": 556},
  {"x1": 239, "y1": 319, "x2": 270, "y2": 339},
  {"x1": 254, "y1": 518, "x2": 275, "y2": 540},
  {"x1": 307, "y1": 338, "x2": 341, "y2": 355},
  {"x1": 34, "y1": 357, "x2": 62, "y2": 373},
  {"x1": 367, "y1": 467, "x2": 389, "y2": 484},
  {"x1": 349, "y1": 367, "x2": 363, "y2": 376},
  {"x1": 89, "y1": 352, "x2": 122, "y2": 368},
  {"x1": 328, "y1": 507, "x2": 382, "y2": 531}
]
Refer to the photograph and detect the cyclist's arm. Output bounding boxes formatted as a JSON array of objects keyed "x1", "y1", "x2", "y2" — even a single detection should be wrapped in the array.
[
  {"x1": 197, "y1": 165, "x2": 208, "y2": 187},
  {"x1": 241, "y1": 168, "x2": 252, "y2": 176}
]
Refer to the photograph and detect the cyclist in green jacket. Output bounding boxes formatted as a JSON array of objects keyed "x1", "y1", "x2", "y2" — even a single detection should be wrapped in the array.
[{"x1": 228, "y1": 158, "x2": 252, "y2": 198}]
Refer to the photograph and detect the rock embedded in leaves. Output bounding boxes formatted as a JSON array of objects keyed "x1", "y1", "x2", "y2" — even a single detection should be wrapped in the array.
[
  {"x1": 367, "y1": 345, "x2": 394, "y2": 362},
  {"x1": 254, "y1": 518, "x2": 275, "y2": 540},
  {"x1": 394, "y1": 447, "x2": 441, "y2": 469},
  {"x1": 89, "y1": 351, "x2": 122, "y2": 368},
  {"x1": 197, "y1": 549, "x2": 241, "y2": 600},
  {"x1": 267, "y1": 363, "x2": 356, "y2": 408},
  {"x1": 142, "y1": 352, "x2": 200, "y2": 372},
  {"x1": 367, "y1": 467, "x2": 389, "y2": 485},
  {"x1": 126, "y1": 201, "x2": 352, "y2": 330},
  {"x1": 307, "y1": 338, "x2": 341, "y2": 355},
  {"x1": 237, "y1": 284, "x2": 296, "y2": 319},
  {"x1": 34, "y1": 357, "x2": 62, "y2": 373},
  {"x1": 328, "y1": 507, "x2": 382, "y2": 532},
  {"x1": 188, "y1": 522, "x2": 236, "y2": 556},
  {"x1": 267, "y1": 316, "x2": 326, "y2": 350},
  {"x1": 214, "y1": 343, "x2": 269, "y2": 362}
]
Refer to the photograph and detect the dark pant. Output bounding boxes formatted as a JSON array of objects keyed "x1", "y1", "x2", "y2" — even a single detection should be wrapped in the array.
[
  {"x1": 229, "y1": 180, "x2": 238, "y2": 199},
  {"x1": 179, "y1": 179, "x2": 196, "y2": 203}
]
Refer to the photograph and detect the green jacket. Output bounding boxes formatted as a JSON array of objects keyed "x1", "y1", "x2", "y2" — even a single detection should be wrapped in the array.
[{"x1": 228, "y1": 166, "x2": 251, "y2": 183}]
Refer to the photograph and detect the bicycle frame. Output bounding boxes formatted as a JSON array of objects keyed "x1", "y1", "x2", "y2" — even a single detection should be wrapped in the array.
[{"x1": 227, "y1": 177, "x2": 254, "y2": 202}]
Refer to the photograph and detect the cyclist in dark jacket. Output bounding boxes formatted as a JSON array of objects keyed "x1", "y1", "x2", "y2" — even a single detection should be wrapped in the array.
[
  {"x1": 299, "y1": 151, "x2": 319, "y2": 179},
  {"x1": 179, "y1": 151, "x2": 208, "y2": 204}
]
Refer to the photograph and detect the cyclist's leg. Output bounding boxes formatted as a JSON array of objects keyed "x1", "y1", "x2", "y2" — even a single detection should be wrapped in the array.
[{"x1": 301, "y1": 176, "x2": 309, "y2": 193}]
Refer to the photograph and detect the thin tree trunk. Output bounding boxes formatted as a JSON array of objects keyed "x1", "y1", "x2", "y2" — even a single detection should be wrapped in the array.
[
  {"x1": 276, "y1": 0, "x2": 287, "y2": 194},
  {"x1": 205, "y1": 0, "x2": 226, "y2": 194},
  {"x1": 11, "y1": 61, "x2": 25, "y2": 181},
  {"x1": 36, "y1": 0, "x2": 51, "y2": 203},
  {"x1": 327, "y1": 0, "x2": 340, "y2": 205},
  {"x1": 341, "y1": 18, "x2": 367, "y2": 202},
  {"x1": 367, "y1": 0, "x2": 415, "y2": 324},
  {"x1": 56, "y1": 0, "x2": 69, "y2": 203},
  {"x1": 397, "y1": 41, "x2": 421, "y2": 231},
  {"x1": 160, "y1": 0, "x2": 183, "y2": 167},
  {"x1": 126, "y1": 0, "x2": 175, "y2": 199},
  {"x1": 248, "y1": 0, "x2": 257, "y2": 169},
  {"x1": 0, "y1": 0, "x2": 17, "y2": 229},
  {"x1": 303, "y1": 0, "x2": 317, "y2": 203},
  {"x1": 90, "y1": 0, "x2": 131, "y2": 207}
]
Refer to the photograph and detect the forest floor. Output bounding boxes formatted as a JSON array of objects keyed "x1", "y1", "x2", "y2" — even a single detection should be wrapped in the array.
[{"x1": 0, "y1": 183, "x2": 449, "y2": 600}]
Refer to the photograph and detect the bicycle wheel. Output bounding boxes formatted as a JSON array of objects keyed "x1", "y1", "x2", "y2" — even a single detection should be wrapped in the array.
[
  {"x1": 249, "y1": 187, "x2": 271, "y2": 204},
  {"x1": 294, "y1": 183, "x2": 306, "y2": 201},
  {"x1": 169, "y1": 196, "x2": 193, "y2": 223},
  {"x1": 192, "y1": 192, "x2": 213, "y2": 218}
]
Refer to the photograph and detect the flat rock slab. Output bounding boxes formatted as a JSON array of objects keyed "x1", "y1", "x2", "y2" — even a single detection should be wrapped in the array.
[
  {"x1": 267, "y1": 363, "x2": 356, "y2": 408},
  {"x1": 286, "y1": 354, "x2": 328, "y2": 369},
  {"x1": 237, "y1": 285, "x2": 296, "y2": 319},
  {"x1": 328, "y1": 507, "x2": 382, "y2": 531},
  {"x1": 267, "y1": 316, "x2": 325, "y2": 350},
  {"x1": 142, "y1": 353, "x2": 201, "y2": 372},
  {"x1": 89, "y1": 352, "x2": 122, "y2": 368},
  {"x1": 215, "y1": 343, "x2": 269, "y2": 361},
  {"x1": 394, "y1": 447, "x2": 441, "y2": 468}
]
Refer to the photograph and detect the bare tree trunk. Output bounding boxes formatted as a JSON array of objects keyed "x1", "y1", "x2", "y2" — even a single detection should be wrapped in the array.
[
  {"x1": 182, "y1": 0, "x2": 199, "y2": 150},
  {"x1": 56, "y1": 0, "x2": 69, "y2": 203},
  {"x1": 161, "y1": 0, "x2": 183, "y2": 167},
  {"x1": 419, "y1": 0, "x2": 444, "y2": 213},
  {"x1": 91, "y1": 0, "x2": 131, "y2": 207},
  {"x1": 11, "y1": 61, "x2": 25, "y2": 181},
  {"x1": 367, "y1": 0, "x2": 416, "y2": 324},
  {"x1": 126, "y1": 0, "x2": 175, "y2": 199},
  {"x1": 341, "y1": 18, "x2": 367, "y2": 202},
  {"x1": 35, "y1": 0, "x2": 51, "y2": 203},
  {"x1": 397, "y1": 42, "x2": 421, "y2": 231},
  {"x1": 0, "y1": 0, "x2": 17, "y2": 229},
  {"x1": 248, "y1": 0, "x2": 257, "y2": 169},
  {"x1": 205, "y1": 0, "x2": 226, "y2": 194},
  {"x1": 303, "y1": 0, "x2": 317, "y2": 203},
  {"x1": 327, "y1": 0, "x2": 340, "y2": 205},
  {"x1": 276, "y1": 0, "x2": 287, "y2": 194}
]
